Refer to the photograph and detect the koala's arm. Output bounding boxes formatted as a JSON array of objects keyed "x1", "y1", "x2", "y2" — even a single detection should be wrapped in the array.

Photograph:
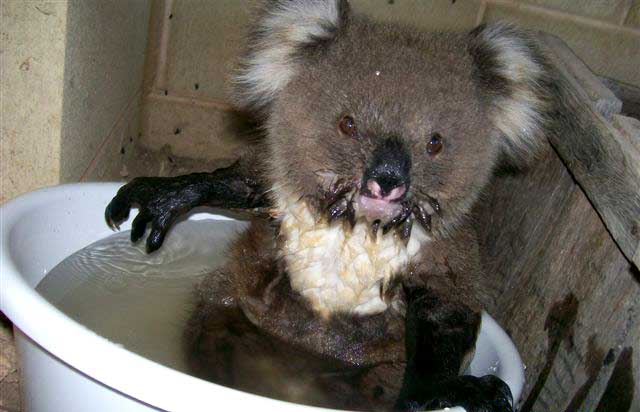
[
  {"x1": 395, "y1": 230, "x2": 512, "y2": 412},
  {"x1": 104, "y1": 148, "x2": 269, "y2": 253}
]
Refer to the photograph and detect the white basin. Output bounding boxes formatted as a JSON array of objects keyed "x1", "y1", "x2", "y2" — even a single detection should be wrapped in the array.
[{"x1": 0, "y1": 183, "x2": 524, "y2": 412}]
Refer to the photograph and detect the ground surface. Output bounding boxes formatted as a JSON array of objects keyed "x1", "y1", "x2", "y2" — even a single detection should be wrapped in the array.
[{"x1": 0, "y1": 314, "x2": 19, "y2": 412}]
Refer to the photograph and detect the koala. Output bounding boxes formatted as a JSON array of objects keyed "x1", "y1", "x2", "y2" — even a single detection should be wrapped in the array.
[{"x1": 105, "y1": 1, "x2": 554, "y2": 411}]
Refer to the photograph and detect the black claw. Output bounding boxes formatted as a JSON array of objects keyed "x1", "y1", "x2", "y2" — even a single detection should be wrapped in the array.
[
  {"x1": 400, "y1": 216, "x2": 413, "y2": 241},
  {"x1": 104, "y1": 199, "x2": 131, "y2": 231},
  {"x1": 479, "y1": 375, "x2": 513, "y2": 412},
  {"x1": 382, "y1": 203, "x2": 412, "y2": 235},
  {"x1": 413, "y1": 204, "x2": 432, "y2": 232},
  {"x1": 403, "y1": 375, "x2": 513, "y2": 412},
  {"x1": 146, "y1": 215, "x2": 171, "y2": 253},
  {"x1": 328, "y1": 198, "x2": 348, "y2": 222},
  {"x1": 345, "y1": 201, "x2": 356, "y2": 228},
  {"x1": 426, "y1": 195, "x2": 441, "y2": 215},
  {"x1": 105, "y1": 207, "x2": 116, "y2": 230},
  {"x1": 130, "y1": 212, "x2": 150, "y2": 243},
  {"x1": 146, "y1": 230, "x2": 165, "y2": 254},
  {"x1": 371, "y1": 220, "x2": 381, "y2": 237},
  {"x1": 325, "y1": 178, "x2": 354, "y2": 206}
]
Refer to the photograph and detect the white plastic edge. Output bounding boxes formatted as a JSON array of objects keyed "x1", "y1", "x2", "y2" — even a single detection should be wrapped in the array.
[{"x1": 0, "y1": 183, "x2": 521, "y2": 412}]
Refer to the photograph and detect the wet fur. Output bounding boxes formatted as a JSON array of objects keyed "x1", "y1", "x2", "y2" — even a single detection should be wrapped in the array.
[
  {"x1": 183, "y1": 218, "x2": 491, "y2": 410},
  {"x1": 105, "y1": 1, "x2": 554, "y2": 410}
]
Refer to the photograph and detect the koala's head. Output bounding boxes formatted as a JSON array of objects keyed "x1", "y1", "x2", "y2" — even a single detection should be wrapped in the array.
[{"x1": 233, "y1": 0, "x2": 552, "y2": 236}]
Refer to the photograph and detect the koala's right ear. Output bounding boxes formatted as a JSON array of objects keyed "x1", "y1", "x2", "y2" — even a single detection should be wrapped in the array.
[
  {"x1": 468, "y1": 23, "x2": 554, "y2": 165},
  {"x1": 232, "y1": 0, "x2": 350, "y2": 113}
]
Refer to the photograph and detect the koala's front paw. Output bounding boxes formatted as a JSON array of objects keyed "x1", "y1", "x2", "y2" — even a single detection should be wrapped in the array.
[
  {"x1": 105, "y1": 176, "x2": 202, "y2": 253},
  {"x1": 405, "y1": 375, "x2": 513, "y2": 412}
]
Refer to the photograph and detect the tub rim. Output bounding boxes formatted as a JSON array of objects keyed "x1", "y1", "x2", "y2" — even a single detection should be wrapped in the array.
[{"x1": 0, "y1": 182, "x2": 520, "y2": 412}]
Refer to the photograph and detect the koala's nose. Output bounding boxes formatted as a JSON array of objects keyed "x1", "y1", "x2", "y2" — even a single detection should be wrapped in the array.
[
  {"x1": 366, "y1": 179, "x2": 406, "y2": 200},
  {"x1": 363, "y1": 137, "x2": 411, "y2": 200}
]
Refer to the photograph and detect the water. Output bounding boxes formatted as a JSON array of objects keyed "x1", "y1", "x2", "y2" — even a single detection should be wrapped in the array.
[
  {"x1": 36, "y1": 219, "x2": 248, "y2": 372},
  {"x1": 34, "y1": 217, "x2": 513, "y2": 410}
]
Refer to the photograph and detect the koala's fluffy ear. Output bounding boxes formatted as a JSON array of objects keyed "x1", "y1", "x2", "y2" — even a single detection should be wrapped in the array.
[
  {"x1": 233, "y1": 0, "x2": 350, "y2": 113},
  {"x1": 469, "y1": 23, "x2": 553, "y2": 164}
]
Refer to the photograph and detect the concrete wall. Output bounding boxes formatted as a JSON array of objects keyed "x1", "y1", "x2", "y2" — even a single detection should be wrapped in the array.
[
  {"x1": 59, "y1": 1, "x2": 150, "y2": 183},
  {"x1": 1, "y1": 2, "x2": 68, "y2": 204},
  {"x1": 1, "y1": 0, "x2": 151, "y2": 203}
]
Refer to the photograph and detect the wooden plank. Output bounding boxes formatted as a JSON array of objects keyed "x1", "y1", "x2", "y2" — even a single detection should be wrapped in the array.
[
  {"x1": 536, "y1": 35, "x2": 640, "y2": 269},
  {"x1": 538, "y1": 33, "x2": 622, "y2": 120},
  {"x1": 599, "y1": 77, "x2": 640, "y2": 120},
  {"x1": 612, "y1": 114, "x2": 640, "y2": 154},
  {"x1": 473, "y1": 149, "x2": 640, "y2": 411}
]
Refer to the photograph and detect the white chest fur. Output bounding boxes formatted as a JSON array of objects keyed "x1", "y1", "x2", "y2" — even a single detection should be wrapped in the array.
[{"x1": 275, "y1": 190, "x2": 430, "y2": 317}]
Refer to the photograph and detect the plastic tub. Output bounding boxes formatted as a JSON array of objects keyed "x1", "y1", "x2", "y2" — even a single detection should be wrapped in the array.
[{"x1": 0, "y1": 183, "x2": 524, "y2": 412}]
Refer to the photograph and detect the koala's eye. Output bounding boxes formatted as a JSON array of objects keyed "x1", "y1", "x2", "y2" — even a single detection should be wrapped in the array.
[
  {"x1": 427, "y1": 133, "x2": 444, "y2": 156},
  {"x1": 338, "y1": 115, "x2": 357, "y2": 137}
]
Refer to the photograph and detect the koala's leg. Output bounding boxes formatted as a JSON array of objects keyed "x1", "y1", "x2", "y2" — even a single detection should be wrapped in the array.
[
  {"x1": 396, "y1": 287, "x2": 513, "y2": 412},
  {"x1": 104, "y1": 149, "x2": 269, "y2": 252}
]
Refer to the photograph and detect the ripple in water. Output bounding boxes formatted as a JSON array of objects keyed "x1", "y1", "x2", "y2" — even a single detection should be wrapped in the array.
[{"x1": 36, "y1": 219, "x2": 248, "y2": 372}]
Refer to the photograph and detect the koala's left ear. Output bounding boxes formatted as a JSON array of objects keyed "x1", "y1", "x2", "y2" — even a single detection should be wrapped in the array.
[
  {"x1": 233, "y1": 0, "x2": 351, "y2": 114},
  {"x1": 469, "y1": 23, "x2": 554, "y2": 164}
]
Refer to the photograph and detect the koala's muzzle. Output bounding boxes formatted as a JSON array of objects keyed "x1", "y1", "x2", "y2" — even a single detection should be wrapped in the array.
[{"x1": 362, "y1": 137, "x2": 411, "y2": 202}]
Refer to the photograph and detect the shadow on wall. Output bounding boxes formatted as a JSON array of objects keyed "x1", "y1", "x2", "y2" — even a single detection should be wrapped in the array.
[{"x1": 59, "y1": 0, "x2": 151, "y2": 184}]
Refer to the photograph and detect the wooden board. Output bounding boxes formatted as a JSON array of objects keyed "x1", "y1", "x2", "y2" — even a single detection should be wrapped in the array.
[
  {"x1": 537, "y1": 35, "x2": 640, "y2": 269},
  {"x1": 473, "y1": 149, "x2": 640, "y2": 411},
  {"x1": 537, "y1": 33, "x2": 622, "y2": 121},
  {"x1": 600, "y1": 77, "x2": 640, "y2": 120}
]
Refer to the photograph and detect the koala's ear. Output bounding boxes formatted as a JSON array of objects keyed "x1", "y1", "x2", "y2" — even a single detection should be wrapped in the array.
[
  {"x1": 469, "y1": 23, "x2": 553, "y2": 164},
  {"x1": 233, "y1": 0, "x2": 350, "y2": 113}
]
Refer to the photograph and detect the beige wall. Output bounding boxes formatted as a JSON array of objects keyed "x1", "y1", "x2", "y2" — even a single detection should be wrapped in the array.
[
  {"x1": 59, "y1": 0, "x2": 151, "y2": 183},
  {"x1": 2, "y1": 0, "x2": 639, "y2": 203},
  {"x1": 1, "y1": 0, "x2": 150, "y2": 203},
  {"x1": 1, "y1": 1, "x2": 68, "y2": 204},
  {"x1": 482, "y1": 1, "x2": 639, "y2": 88}
]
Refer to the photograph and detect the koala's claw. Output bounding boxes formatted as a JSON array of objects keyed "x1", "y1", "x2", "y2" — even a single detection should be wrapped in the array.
[
  {"x1": 399, "y1": 215, "x2": 413, "y2": 241},
  {"x1": 426, "y1": 195, "x2": 441, "y2": 216},
  {"x1": 328, "y1": 198, "x2": 349, "y2": 222},
  {"x1": 104, "y1": 177, "x2": 193, "y2": 253},
  {"x1": 405, "y1": 375, "x2": 513, "y2": 412},
  {"x1": 382, "y1": 202, "x2": 413, "y2": 235},
  {"x1": 146, "y1": 215, "x2": 173, "y2": 253},
  {"x1": 130, "y1": 211, "x2": 150, "y2": 242},
  {"x1": 413, "y1": 203, "x2": 432, "y2": 232},
  {"x1": 105, "y1": 197, "x2": 131, "y2": 231},
  {"x1": 325, "y1": 178, "x2": 357, "y2": 226},
  {"x1": 325, "y1": 178, "x2": 356, "y2": 205},
  {"x1": 371, "y1": 219, "x2": 381, "y2": 236}
]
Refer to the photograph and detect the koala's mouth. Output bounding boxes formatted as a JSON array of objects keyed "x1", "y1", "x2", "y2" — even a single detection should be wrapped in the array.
[
  {"x1": 356, "y1": 195, "x2": 404, "y2": 222},
  {"x1": 320, "y1": 173, "x2": 440, "y2": 237},
  {"x1": 356, "y1": 181, "x2": 407, "y2": 222}
]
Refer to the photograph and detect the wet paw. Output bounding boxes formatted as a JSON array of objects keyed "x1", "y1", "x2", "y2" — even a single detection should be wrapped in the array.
[
  {"x1": 413, "y1": 375, "x2": 513, "y2": 412},
  {"x1": 104, "y1": 176, "x2": 200, "y2": 253}
]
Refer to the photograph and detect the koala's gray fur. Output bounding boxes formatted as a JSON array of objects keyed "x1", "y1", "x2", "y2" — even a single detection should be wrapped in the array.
[
  {"x1": 235, "y1": 0, "x2": 552, "y2": 238},
  {"x1": 106, "y1": 1, "x2": 558, "y2": 410}
]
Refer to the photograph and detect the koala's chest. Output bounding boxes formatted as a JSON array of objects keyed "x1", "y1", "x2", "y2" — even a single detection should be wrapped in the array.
[{"x1": 276, "y1": 196, "x2": 430, "y2": 317}]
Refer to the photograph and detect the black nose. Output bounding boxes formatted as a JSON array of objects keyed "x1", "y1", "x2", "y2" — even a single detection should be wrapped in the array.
[{"x1": 363, "y1": 137, "x2": 411, "y2": 197}]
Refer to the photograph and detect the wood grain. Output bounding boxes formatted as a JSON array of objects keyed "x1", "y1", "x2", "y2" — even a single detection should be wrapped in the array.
[
  {"x1": 474, "y1": 149, "x2": 640, "y2": 411},
  {"x1": 537, "y1": 35, "x2": 640, "y2": 269},
  {"x1": 538, "y1": 33, "x2": 622, "y2": 121}
]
